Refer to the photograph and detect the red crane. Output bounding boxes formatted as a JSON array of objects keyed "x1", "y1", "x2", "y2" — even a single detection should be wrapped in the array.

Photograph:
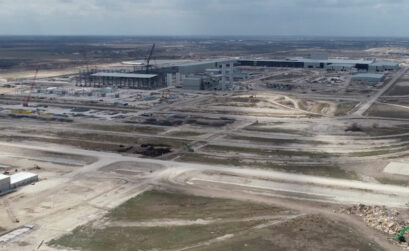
[{"x1": 23, "y1": 69, "x2": 39, "y2": 107}]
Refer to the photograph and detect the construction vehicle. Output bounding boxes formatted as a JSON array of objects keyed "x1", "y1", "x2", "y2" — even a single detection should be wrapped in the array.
[
  {"x1": 160, "y1": 90, "x2": 170, "y2": 102},
  {"x1": 182, "y1": 142, "x2": 194, "y2": 153},
  {"x1": 23, "y1": 69, "x2": 39, "y2": 107},
  {"x1": 12, "y1": 109, "x2": 33, "y2": 115},
  {"x1": 395, "y1": 226, "x2": 409, "y2": 242}
]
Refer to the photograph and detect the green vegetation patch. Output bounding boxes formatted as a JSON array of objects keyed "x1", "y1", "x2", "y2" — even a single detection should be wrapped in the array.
[
  {"x1": 49, "y1": 190, "x2": 285, "y2": 251},
  {"x1": 244, "y1": 126, "x2": 310, "y2": 136},
  {"x1": 75, "y1": 123, "x2": 166, "y2": 134},
  {"x1": 54, "y1": 131, "x2": 190, "y2": 148},
  {"x1": 203, "y1": 144, "x2": 335, "y2": 159},
  {"x1": 109, "y1": 190, "x2": 282, "y2": 221},
  {"x1": 196, "y1": 215, "x2": 384, "y2": 251},
  {"x1": 360, "y1": 124, "x2": 409, "y2": 137},
  {"x1": 385, "y1": 84, "x2": 409, "y2": 96},
  {"x1": 375, "y1": 177, "x2": 409, "y2": 186},
  {"x1": 50, "y1": 221, "x2": 264, "y2": 251},
  {"x1": 348, "y1": 144, "x2": 409, "y2": 157},
  {"x1": 366, "y1": 103, "x2": 409, "y2": 119},
  {"x1": 167, "y1": 131, "x2": 205, "y2": 137},
  {"x1": 334, "y1": 102, "x2": 358, "y2": 116},
  {"x1": 177, "y1": 153, "x2": 358, "y2": 180},
  {"x1": 227, "y1": 135, "x2": 328, "y2": 146}
]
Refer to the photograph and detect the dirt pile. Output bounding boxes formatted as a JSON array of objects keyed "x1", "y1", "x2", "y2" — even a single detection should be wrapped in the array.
[
  {"x1": 117, "y1": 144, "x2": 171, "y2": 157},
  {"x1": 339, "y1": 204, "x2": 407, "y2": 235}
]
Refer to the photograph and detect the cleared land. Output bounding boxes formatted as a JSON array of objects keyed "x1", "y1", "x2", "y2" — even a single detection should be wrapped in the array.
[
  {"x1": 49, "y1": 190, "x2": 383, "y2": 251},
  {"x1": 0, "y1": 38, "x2": 408, "y2": 251}
]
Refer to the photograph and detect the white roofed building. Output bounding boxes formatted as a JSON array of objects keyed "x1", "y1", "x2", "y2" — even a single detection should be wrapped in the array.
[{"x1": 10, "y1": 172, "x2": 38, "y2": 189}]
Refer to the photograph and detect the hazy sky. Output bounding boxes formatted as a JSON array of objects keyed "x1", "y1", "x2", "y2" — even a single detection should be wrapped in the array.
[{"x1": 0, "y1": 0, "x2": 408, "y2": 36}]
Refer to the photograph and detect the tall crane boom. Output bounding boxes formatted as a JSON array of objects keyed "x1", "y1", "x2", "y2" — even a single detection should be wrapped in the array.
[
  {"x1": 23, "y1": 69, "x2": 39, "y2": 107},
  {"x1": 145, "y1": 43, "x2": 155, "y2": 73}
]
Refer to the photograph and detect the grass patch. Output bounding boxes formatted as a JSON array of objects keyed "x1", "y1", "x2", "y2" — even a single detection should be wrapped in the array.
[
  {"x1": 197, "y1": 215, "x2": 384, "y2": 251},
  {"x1": 349, "y1": 150, "x2": 394, "y2": 157},
  {"x1": 0, "y1": 131, "x2": 191, "y2": 153},
  {"x1": 227, "y1": 135, "x2": 328, "y2": 146},
  {"x1": 203, "y1": 145, "x2": 335, "y2": 159},
  {"x1": 376, "y1": 177, "x2": 409, "y2": 186},
  {"x1": 386, "y1": 84, "x2": 409, "y2": 96},
  {"x1": 167, "y1": 131, "x2": 204, "y2": 137},
  {"x1": 50, "y1": 221, "x2": 264, "y2": 251},
  {"x1": 109, "y1": 190, "x2": 283, "y2": 222},
  {"x1": 75, "y1": 123, "x2": 165, "y2": 134},
  {"x1": 334, "y1": 102, "x2": 358, "y2": 116},
  {"x1": 49, "y1": 190, "x2": 284, "y2": 251},
  {"x1": 177, "y1": 153, "x2": 357, "y2": 180},
  {"x1": 178, "y1": 153, "x2": 243, "y2": 166},
  {"x1": 54, "y1": 131, "x2": 190, "y2": 148},
  {"x1": 244, "y1": 126, "x2": 310, "y2": 136},
  {"x1": 348, "y1": 144, "x2": 409, "y2": 157},
  {"x1": 361, "y1": 124, "x2": 409, "y2": 137},
  {"x1": 366, "y1": 103, "x2": 409, "y2": 119}
]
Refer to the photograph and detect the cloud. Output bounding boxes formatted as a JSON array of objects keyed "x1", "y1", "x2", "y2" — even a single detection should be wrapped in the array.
[{"x1": 0, "y1": 0, "x2": 408, "y2": 36}]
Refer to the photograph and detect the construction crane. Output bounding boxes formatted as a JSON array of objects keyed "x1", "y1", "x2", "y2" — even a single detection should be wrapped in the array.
[
  {"x1": 145, "y1": 43, "x2": 156, "y2": 73},
  {"x1": 82, "y1": 49, "x2": 90, "y2": 73},
  {"x1": 23, "y1": 69, "x2": 39, "y2": 107}
]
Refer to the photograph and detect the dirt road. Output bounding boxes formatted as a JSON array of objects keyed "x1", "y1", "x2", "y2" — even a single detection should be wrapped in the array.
[
  {"x1": 353, "y1": 67, "x2": 408, "y2": 116},
  {"x1": 1, "y1": 141, "x2": 408, "y2": 207}
]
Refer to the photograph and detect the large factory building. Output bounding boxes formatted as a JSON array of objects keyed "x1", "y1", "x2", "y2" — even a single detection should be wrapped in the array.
[
  {"x1": 237, "y1": 58, "x2": 399, "y2": 72},
  {"x1": 237, "y1": 52, "x2": 399, "y2": 72},
  {"x1": 76, "y1": 51, "x2": 400, "y2": 90}
]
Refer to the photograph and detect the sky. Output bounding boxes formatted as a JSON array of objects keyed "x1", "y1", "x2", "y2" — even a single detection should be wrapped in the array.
[{"x1": 0, "y1": 0, "x2": 408, "y2": 36}]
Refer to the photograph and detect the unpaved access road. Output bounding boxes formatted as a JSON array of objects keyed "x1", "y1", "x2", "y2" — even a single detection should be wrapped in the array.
[
  {"x1": 0, "y1": 141, "x2": 406, "y2": 251},
  {"x1": 1, "y1": 141, "x2": 409, "y2": 208},
  {"x1": 353, "y1": 67, "x2": 408, "y2": 116}
]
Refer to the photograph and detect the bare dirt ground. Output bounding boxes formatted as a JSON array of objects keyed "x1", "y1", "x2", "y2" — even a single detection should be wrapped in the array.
[{"x1": 1, "y1": 39, "x2": 409, "y2": 250}]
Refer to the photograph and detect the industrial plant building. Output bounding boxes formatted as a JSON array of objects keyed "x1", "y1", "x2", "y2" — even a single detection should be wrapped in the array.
[
  {"x1": 352, "y1": 73, "x2": 385, "y2": 83},
  {"x1": 0, "y1": 172, "x2": 38, "y2": 195},
  {"x1": 75, "y1": 50, "x2": 399, "y2": 91},
  {"x1": 237, "y1": 52, "x2": 399, "y2": 73},
  {"x1": 237, "y1": 58, "x2": 399, "y2": 72},
  {"x1": 76, "y1": 58, "x2": 235, "y2": 91},
  {"x1": 177, "y1": 59, "x2": 235, "y2": 91},
  {"x1": 77, "y1": 70, "x2": 165, "y2": 90}
]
